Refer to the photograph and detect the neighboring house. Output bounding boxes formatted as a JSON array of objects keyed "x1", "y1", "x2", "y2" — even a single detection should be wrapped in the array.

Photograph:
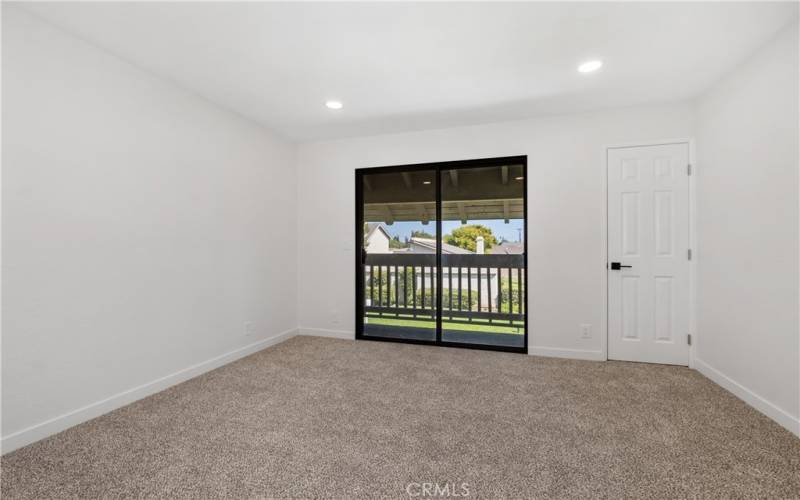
[
  {"x1": 364, "y1": 222, "x2": 392, "y2": 254},
  {"x1": 406, "y1": 237, "x2": 471, "y2": 254},
  {"x1": 490, "y1": 242, "x2": 524, "y2": 255},
  {"x1": 491, "y1": 241, "x2": 525, "y2": 281}
]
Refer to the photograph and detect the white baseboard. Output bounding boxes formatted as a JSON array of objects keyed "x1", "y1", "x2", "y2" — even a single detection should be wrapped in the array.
[
  {"x1": 297, "y1": 327, "x2": 354, "y2": 340},
  {"x1": 694, "y1": 357, "x2": 800, "y2": 437},
  {"x1": 529, "y1": 346, "x2": 605, "y2": 361},
  {"x1": 299, "y1": 332, "x2": 604, "y2": 362},
  {"x1": 1, "y1": 328, "x2": 298, "y2": 455}
]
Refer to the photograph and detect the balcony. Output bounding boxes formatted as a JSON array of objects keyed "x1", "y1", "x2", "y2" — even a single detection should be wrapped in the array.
[{"x1": 363, "y1": 253, "x2": 525, "y2": 347}]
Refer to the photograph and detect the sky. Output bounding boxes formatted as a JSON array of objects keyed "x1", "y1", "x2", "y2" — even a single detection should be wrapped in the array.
[{"x1": 382, "y1": 218, "x2": 524, "y2": 243}]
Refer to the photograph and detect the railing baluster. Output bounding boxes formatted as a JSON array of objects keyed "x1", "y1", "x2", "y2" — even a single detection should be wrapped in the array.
[
  {"x1": 448, "y1": 266, "x2": 453, "y2": 319},
  {"x1": 508, "y1": 267, "x2": 513, "y2": 324},
  {"x1": 404, "y1": 266, "x2": 408, "y2": 309},
  {"x1": 369, "y1": 265, "x2": 374, "y2": 305},
  {"x1": 377, "y1": 266, "x2": 382, "y2": 309},
  {"x1": 421, "y1": 266, "x2": 426, "y2": 311},
  {"x1": 495, "y1": 267, "x2": 500, "y2": 322},
  {"x1": 458, "y1": 267, "x2": 462, "y2": 312},
  {"x1": 431, "y1": 267, "x2": 436, "y2": 319},
  {"x1": 412, "y1": 266, "x2": 417, "y2": 317},
  {"x1": 517, "y1": 267, "x2": 523, "y2": 315},
  {"x1": 486, "y1": 267, "x2": 492, "y2": 321},
  {"x1": 394, "y1": 265, "x2": 399, "y2": 311},
  {"x1": 467, "y1": 267, "x2": 472, "y2": 321},
  {"x1": 477, "y1": 267, "x2": 482, "y2": 315}
]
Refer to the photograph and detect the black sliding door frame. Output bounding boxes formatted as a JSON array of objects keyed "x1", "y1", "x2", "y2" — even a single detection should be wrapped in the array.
[{"x1": 355, "y1": 155, "x2": 528, "y2": 354}]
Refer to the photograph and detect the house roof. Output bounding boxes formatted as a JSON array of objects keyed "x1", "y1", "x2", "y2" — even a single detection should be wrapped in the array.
[
  {"x1": 410, "y1": 237, "x2": 473, "y2": 254},
  {"x1": 490, "y1": 242, "x2": 524, "y2": 255},
  {"x1": 365, "y1": 222, "x2": 392, "y2": 242}
]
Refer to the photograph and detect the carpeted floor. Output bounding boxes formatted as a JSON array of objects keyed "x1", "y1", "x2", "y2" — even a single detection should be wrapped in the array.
[{"x1": 2, "y1": 336, "x2": 799, "y2": 499}]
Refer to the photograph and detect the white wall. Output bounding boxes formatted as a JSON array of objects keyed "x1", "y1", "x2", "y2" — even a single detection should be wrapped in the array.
[
  {"x1": 1, "y1": 7, "x2": 297, "y2": 451},
  {"x1": 296, "y1": 103, "x2": 694, "y2": 355},
  {"x1": 694, "y1": 23, "x2": 799, "y2": 435}
]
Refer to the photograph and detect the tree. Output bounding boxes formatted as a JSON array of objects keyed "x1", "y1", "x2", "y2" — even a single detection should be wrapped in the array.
[
  {"x1": 389, "y1": 236, "x2": 407, "y2": 249},
  {"x1": 444, "y1": 224, "x2": 497, "y2": 253},
  {"x1": 411, "y1": 230, "x2": 436, "y2": 239}
]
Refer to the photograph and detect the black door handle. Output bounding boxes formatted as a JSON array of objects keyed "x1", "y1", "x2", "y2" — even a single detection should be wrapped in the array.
[{"x1": 609, "y1": 262, "x2": 632, "y2": 270}]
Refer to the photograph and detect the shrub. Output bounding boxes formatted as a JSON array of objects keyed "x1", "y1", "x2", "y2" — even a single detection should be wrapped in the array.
[
  {"x1": 364, "y1": 268, "x2": 477, "y2": 310},
  {"x1": 499, "y1": 278, "x2": 523, "y2": 313}
]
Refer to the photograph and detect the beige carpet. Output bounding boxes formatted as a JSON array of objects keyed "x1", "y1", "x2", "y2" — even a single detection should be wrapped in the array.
[{"x1": 2, "y1": 336, "x2": 799, "y2": 499}]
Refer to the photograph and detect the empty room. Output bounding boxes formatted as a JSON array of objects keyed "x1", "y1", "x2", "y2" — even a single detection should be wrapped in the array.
[{"x1": 2, "y1": 2, "x2": 799, "y2": 498}]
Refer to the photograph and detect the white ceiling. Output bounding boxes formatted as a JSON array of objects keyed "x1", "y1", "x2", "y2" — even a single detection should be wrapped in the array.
[{"x1": 19, "y1": 2, "x2": 799, "y2": 141}]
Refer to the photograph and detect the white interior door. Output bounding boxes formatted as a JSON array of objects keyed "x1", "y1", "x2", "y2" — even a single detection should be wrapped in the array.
[{"x1": 607, "y1": 143, "x2": 690, "y2": 365}]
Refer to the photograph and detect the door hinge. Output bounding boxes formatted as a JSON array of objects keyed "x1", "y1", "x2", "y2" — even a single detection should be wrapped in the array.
[
  {"x1": 687, "y1": 248, "x2": 692, "y2": 260},
  {"x1": 687, "y1": 334, "x2": 692, "y2": 346},
  {"x1": 687, "y1": 164, "x2": 692, "y2": 176}
]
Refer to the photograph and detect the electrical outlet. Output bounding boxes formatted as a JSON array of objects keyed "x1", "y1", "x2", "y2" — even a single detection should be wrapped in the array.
[
  {"x1": 580, "y1": 324, "x2": 592, "y2": 339},
  {"x1": 331, "y1": 309, "x2": 340, "y2": 325},
  {"x1": 244, "y1": 321, "x2": 255, "y2": 337}
]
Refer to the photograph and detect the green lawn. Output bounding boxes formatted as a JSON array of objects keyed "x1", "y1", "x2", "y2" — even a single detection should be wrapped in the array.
[{"x1": 365, "y1": 314, "x2": 524, "y2": 334}]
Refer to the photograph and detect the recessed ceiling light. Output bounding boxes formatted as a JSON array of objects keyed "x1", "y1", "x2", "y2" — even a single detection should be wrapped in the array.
[
  {"x1": 423, "y1": 181, "x2": 432, "y2": 185},
  {"x1": 515, "y1": 176, "x2": 524, "y2": 181},
  {"x1": 325, "y1": 100, "x2": 343, "y2": 110},
  {"x1": 578, "y1": 60, "x2": 603, "y2": 73}
]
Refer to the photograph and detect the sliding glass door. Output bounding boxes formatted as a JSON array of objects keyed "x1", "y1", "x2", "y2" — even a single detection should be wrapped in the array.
[{"x1": 356, "y1": 156, "x2": 527, "y2": 353}]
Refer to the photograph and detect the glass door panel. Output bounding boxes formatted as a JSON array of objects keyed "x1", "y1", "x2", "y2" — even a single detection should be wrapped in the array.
[
  {"x1": 359, "y1": 168, "x2": 438, "y2": 342},
  {"x1": 440, "y1": 163, "x2": 525, "y2": 348}
]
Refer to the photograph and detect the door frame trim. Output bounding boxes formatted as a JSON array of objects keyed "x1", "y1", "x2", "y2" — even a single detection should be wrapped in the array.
[
  {"x1": 602, "y1": 139, "x2": 697, "y2": 367},
  {"x1": 355, "y1": 155, "x2": 529, "y2": 354}
]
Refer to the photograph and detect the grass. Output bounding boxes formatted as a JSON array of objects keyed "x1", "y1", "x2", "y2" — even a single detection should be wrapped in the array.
[{"x1": 365, "y1": 314, "x2": 524, "y2": 334}]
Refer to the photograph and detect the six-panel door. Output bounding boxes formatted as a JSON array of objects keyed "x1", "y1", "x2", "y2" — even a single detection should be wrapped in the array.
[{"x1": 608, "y1": 143, "x2": 690, "y2": 366}]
